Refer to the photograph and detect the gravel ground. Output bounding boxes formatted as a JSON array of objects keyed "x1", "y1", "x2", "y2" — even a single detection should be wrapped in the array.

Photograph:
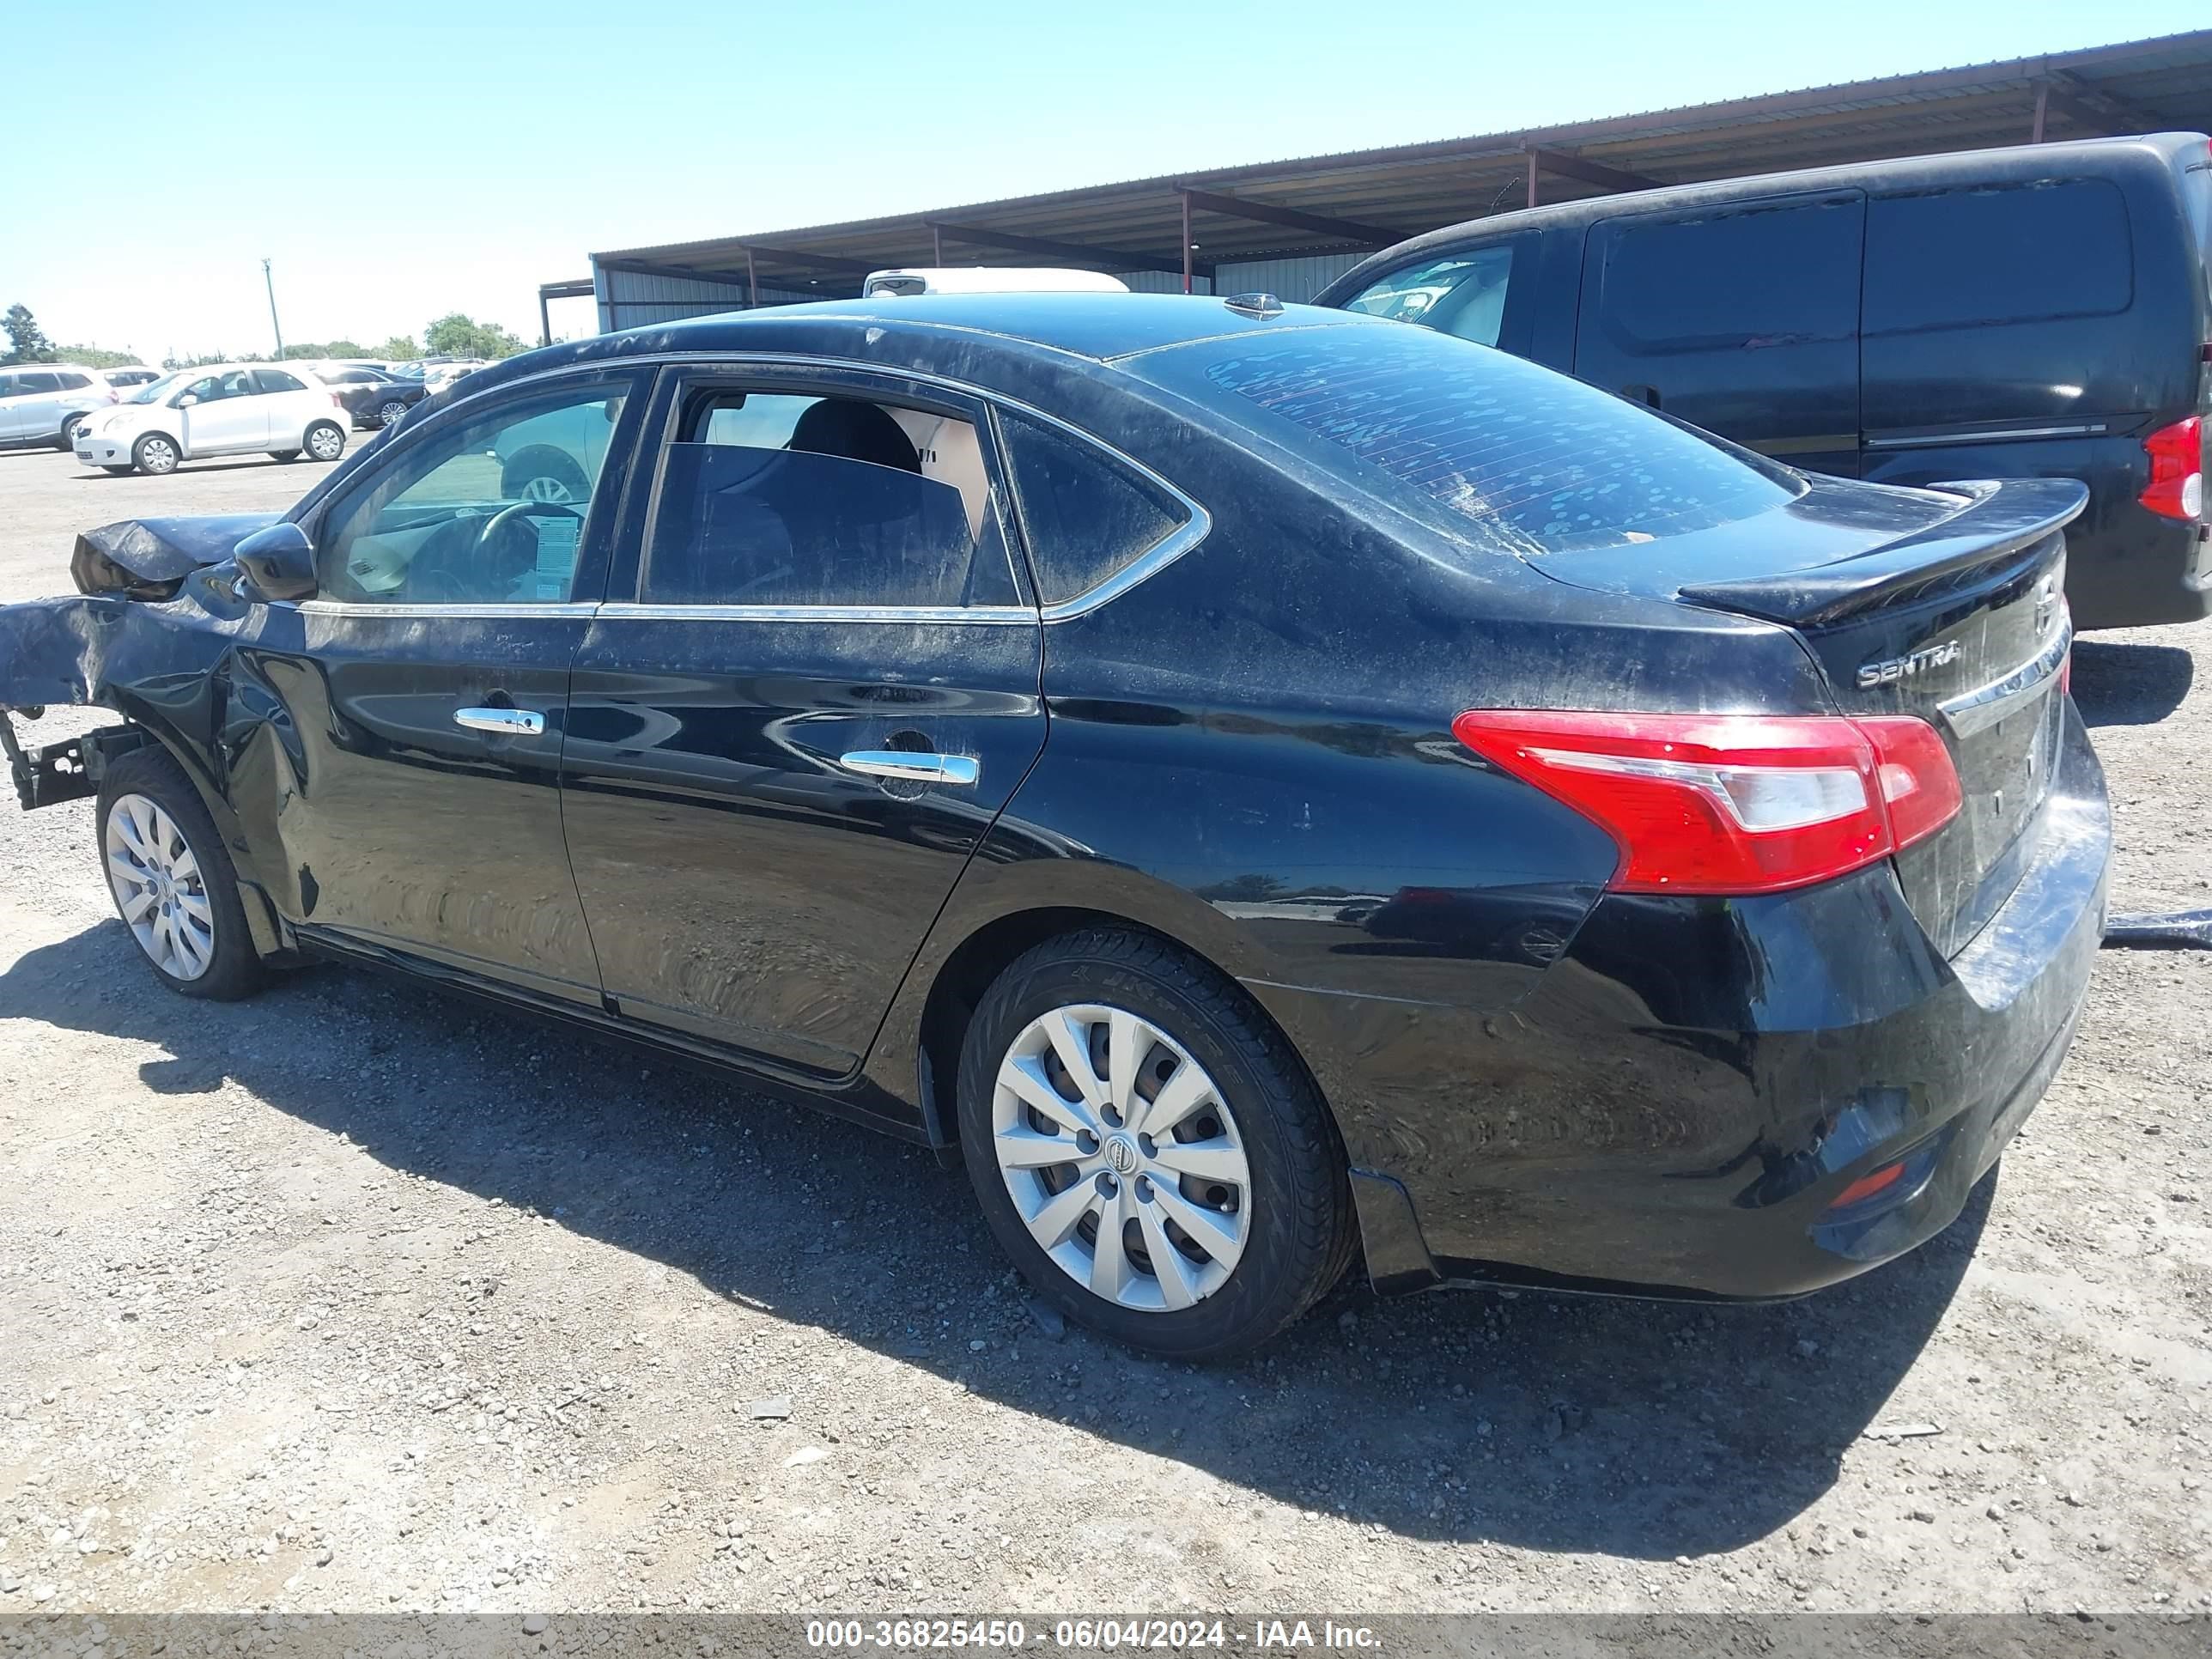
[{"x1": 0, "y1": 443, "x2": 2205, "y2": 1620}]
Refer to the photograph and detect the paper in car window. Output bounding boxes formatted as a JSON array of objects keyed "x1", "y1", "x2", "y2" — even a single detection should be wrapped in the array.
[{"x1": 532, "y1": 516, "x2": 581, "y2": 599}]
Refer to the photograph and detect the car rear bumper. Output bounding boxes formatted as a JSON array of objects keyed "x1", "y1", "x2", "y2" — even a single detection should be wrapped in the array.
[{"x1": 1252, "y1": 700, "x2": 2111, "y2": 1301}]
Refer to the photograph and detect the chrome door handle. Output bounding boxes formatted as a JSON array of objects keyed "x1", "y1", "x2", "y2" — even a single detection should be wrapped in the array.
[
  {"x1": 840, "y1": 750, "x2": 980, "y2": 787},
  {"x1": 454, "y1": 706, "x2": 546, "y2": 736}
]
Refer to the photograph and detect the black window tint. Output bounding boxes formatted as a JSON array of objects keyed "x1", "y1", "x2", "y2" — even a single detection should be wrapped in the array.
[
  {"x1": 998, "y1": 409, "x2": 1187, "y2": 605},
  {"x1": 647, "y1": 447, "x2": 989, "y2": 608},
  {"x1": 56, "y1": 373, "x2": 91, "y2": 390},
  {"x1": 255, "y1": 368, "x2": 307, "y2": 393},
  {"x1": 1864, "y1": 179, "x2": 2132, "y2": 334},
  {"x1": 1596, "y1": 195, "x2": 1861, "y2": 352},
  {"x1": 16, "y1": 372, "x2": 60, "y2": 394},
  {"x1": 1185, "y1": 325, "x2": 1798, "y2": 556}
]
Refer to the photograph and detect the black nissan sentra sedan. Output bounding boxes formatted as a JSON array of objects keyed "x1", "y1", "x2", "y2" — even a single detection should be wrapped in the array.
[{"x1": 0, "y1": 294, "x2": 2110, "y2": 1358}]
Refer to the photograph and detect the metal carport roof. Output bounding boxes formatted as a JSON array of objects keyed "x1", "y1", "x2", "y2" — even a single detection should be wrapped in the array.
[{"x1": 592, "y1": 28, "x2": 2212, "y2": 301}]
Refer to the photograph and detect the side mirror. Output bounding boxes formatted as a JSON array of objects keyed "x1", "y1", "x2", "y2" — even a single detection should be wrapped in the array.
[
  {"x1": 233, "y1": 521, "x2": 318, "y2": 603},
  {"x1": 174, "y1": 392, "x2": 199, "y2": 407}
]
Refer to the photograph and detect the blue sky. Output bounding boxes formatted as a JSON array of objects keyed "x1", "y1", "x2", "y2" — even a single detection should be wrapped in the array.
[{"x1": 7, "y1": 1, "x2": 2201, "y2": 360}]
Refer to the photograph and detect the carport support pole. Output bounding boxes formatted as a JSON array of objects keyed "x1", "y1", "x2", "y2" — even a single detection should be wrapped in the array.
[
  {"x1": 2031, "y1": 81, "x2": 2049, "y2": 143},
  {"x1": 933, "y1": 224, "x2": 944, "y2": 264},
  {"x1": 1182, "y1": 191, "x2": 1194, "y2": 294},
  {"x1": 746, "y1": 248, "x2": 759, "y2": 309},
  {"x1": 1526, "y1": 153, "x2": 1540, "y2": 210},
  {"x1": 538, "y1": 290, "x2": 553, "y2": 349}
]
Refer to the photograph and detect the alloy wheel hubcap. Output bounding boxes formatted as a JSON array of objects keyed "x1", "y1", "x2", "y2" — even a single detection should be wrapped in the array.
[
  {"x1": 104, "y1": 793, "x2": 215, "y2": 981},
  {"x1": 380, "y1": 403, "x2": 407, "y2": 427},
  {"x1": 310, "y1": 428, "x2": 342, "y2": 459},
  {"x1": 143, "y1": 439, "x2": 174, "y2": 470},
  {"x1": 519, "y1": 476, "x2": 575, "y2": 503},
  {"x1": 992, "y1": 1004, "x2": 1251, "y2": 1312}
]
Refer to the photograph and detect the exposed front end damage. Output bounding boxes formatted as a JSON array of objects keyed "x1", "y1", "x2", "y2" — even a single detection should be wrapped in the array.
[{"x1": 1, "y1": 514, "x2": 273, "y2": 811}]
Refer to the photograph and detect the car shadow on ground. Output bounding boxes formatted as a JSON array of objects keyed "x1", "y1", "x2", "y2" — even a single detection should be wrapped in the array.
[
  {"x1": 2069, "y1": 638, "x2": 2195, "y2": 726},
  {"x1": 0, "y1": 922, "x2": 1983, "y2": 1560}
]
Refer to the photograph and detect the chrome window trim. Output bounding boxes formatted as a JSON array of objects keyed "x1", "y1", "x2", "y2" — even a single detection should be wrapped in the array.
[
  {"x1": 285, "y1": 599, "x2": 603, "y2": 621},
  {"x1": 596, "y1": 602, "x2": 1035, "y2": 626},
  {"x1": 438, "y1": 349, "x2": 1212, "y2": 624},
  {"x1": 1865, "y1": 422, "x2": 2109, "y2": 451},
  {"x1": 1938, "y1": 620, "x2": 2073, "y2": 739}
]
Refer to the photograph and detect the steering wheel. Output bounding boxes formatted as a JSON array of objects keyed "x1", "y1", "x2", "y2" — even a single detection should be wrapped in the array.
[{"x1": 478, "y1": 497, "x2": 584, "y2": 550}]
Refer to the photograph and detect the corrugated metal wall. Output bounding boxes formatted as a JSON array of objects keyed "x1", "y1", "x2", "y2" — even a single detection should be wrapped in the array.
[
  {"x1": 595, "y1": 265, "x2": 814, "y2": 332},
  {"x1": 1111, "y1": 252, "x2": 1365, "y2": 303}
]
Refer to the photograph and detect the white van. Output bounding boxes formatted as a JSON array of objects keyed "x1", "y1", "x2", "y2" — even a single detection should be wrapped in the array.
[{"x1": 860, "y1": 267, "x2": 1131, "y2": 299}]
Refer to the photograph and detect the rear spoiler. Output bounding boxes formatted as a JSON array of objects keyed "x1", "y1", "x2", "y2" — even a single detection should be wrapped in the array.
[{"x1": 1678, "y1": 478, "x2": 2088, "y2": 629}]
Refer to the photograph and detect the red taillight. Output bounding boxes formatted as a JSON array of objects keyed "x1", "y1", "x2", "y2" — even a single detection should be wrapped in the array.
[
  {"x1": 2140, "y1": 415, "x2": 2203, "y2": 521},
  {"x1": 1451, "y1": 709, "x2": 1963, "y2": 896},
  {"x1": 330, "y1": 392, "x2": 344, "y2": 410}
]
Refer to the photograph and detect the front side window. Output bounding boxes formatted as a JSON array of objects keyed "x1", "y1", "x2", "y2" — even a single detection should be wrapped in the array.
[
  {"x1": 1342, "y1": 245, "x2": 1516, "y2": 347},
  {"x1": 642, "y1": 388, "x2": 1018, "y2": 609},
  {"x1": 1593, "y1": 194, "x2": 1862, "y2": 352},
  {"x1": 316, "y1": 379, "x2": 634, "y2": 605},
  {"x1": 16, "y1": 372, "x2": 60, "y2": 395}
]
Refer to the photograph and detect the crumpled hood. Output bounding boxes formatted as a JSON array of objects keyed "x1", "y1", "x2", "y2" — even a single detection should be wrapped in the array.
[{"x1": 70, "y1": 513, "x2": 280, "y2": 599}]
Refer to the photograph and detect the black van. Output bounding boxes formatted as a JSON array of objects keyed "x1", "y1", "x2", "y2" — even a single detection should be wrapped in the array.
[{"x1": 1316, "y1": 134, "x2": 2212, "y2": 629}]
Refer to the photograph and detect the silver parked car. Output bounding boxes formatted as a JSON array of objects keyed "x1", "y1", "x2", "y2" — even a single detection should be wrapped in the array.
[{"x1": 0, "y1": 366, "x2": 117, "y2": 452}]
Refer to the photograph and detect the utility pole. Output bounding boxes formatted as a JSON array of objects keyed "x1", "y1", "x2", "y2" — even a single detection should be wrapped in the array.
[{"x1": 262, "y1": 258, "x2": 284, "y2": 359}]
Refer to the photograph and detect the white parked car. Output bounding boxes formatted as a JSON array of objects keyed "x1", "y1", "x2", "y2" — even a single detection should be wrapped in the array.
[
  {"x1": 99, "y1": 365, "x2": 164, "y2": 393},
  {"x1": 71, "y1": 363, "x2": 349, "y2": 476},
  {"x1": 0, "y1": 366, "x2": 117, "y2": 452}
]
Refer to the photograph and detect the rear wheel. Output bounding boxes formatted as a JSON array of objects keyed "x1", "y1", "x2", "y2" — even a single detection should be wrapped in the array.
[
  {"x1": 376, "y1": 398, "x2": 410, "y2": 429},
  {"x1": 97, "y1": 748, "x2": 264, "y2": 1001},
  {"x1": 132, "y1": 433, "x2": 179, "y2": 476},
  {"x1": 304, "y1": 421, "x2": 345, "y2": 462},
  {"x1": 957, "y1": 928, "x2": 1353, "y2": 1360}
]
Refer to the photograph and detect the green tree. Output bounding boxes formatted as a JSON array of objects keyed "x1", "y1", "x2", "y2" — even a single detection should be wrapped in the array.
[
  {"x1": 279, "y1": 339, "x2": 368, "y2": 361},
  {"x1": 423, "y1": 312, "x2": 525, "y2": 361},
  {"x1": 52, "y1": 343, "x2": 138, "y2": 369},
  {"x1": 373, "y1": 334, "x2": 421, "y2": 362},
  {"x1": 3, "y1": 304, "x2": 56, "y2": 364}
]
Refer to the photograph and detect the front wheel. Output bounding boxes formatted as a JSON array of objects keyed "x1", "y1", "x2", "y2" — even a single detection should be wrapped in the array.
[
  {"x1": 97, "y1": 747, "x2": 264, "y2": 1000},
  {"x1": 957, "y1": 929, "x2": 1353, "y2": 1360},
  {"x1": 132, "y1": 433, "x2": 179, "y2": 476},
  {"x1": 376, "y1": 398, "x2": 410, "y2": 429},
  {"x1": 303, "y1": 421, "x2": 345, "y2": 462}
]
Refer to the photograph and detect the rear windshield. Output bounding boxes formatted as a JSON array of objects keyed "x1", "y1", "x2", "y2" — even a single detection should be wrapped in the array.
[{"x1": 1158, "y1": 324, "x2": 1799, "y2": 556}]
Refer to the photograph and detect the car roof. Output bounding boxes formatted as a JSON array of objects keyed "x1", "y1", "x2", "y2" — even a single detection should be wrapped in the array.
[{"x1": 464, "y1": 293, "x2": 1395, "y2": 403}]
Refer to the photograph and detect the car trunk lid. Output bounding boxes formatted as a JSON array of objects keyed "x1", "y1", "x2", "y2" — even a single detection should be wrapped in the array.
[{"x1": 1527, "y1": 476, "x2": 2085, "y2": 957}]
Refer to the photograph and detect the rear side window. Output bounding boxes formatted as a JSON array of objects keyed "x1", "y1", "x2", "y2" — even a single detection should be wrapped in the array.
[
  {"x1": 1864, "y1": 179, "x2": 2132, "y2": 333},
  {"x1": 1178, "y1": 325, "x2": 1800, "y2": 556},
  {"x1": 644, "y1": 390, "x2": 1019, "y2": 610},
  {"x1": 254, "y1": 368, "x2": 307, "y2": 393},
  {"x1": 56, "y1": 372, "x2": 91, "y2": 390},
  {"x1": 998, "y1": 409, "x2": 1188, "y2": 605},
  {"x1": 15, "y1": 372, "x2": 60, "y2": 394},
  {"x1": 1592, "y1": 194, "x2": 1862, "y2": 351}
]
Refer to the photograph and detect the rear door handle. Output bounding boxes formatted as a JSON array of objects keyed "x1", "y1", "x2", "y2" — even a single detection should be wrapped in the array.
[
  {"x1": 454, "y1": 706, "x2": 546, "y2": 736},
  {"x1": 839, "y1": 750, "x2": 980, "y2": 787}
]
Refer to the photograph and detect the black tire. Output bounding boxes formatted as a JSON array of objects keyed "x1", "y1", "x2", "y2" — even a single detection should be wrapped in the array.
[
  {"x1": 96, "y1": 746, "x2": 265, "y2": 1002},
  {"x1": 303, "y1": 421, "x2": 345, "y2": 463},
  {"x1": 53, "y1": 415, "x2": 82, "y2": 452},
  {"x1": 376, "y1": 398, "x2": 410, "y2": 429},
  {"x1": 100, "y1": 465, "x2": 134, "y2": 477},
  {"x1": 956, "y1": 928, "x2": 1353, "y2": 1360},
  {"x1": 267, "y1": 449, "x2": 301, "y2": 462},
  {"x1": 499, "y1": 445, "x2": 590, "y2": 505},
  {"x1": 131, "y1": 432, "x2": 179, "y2": 476}
]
